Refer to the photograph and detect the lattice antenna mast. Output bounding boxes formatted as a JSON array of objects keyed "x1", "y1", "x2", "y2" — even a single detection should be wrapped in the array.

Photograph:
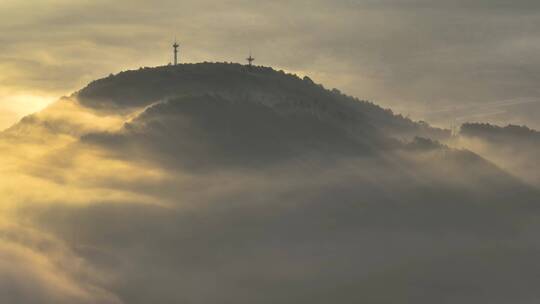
[
  {"x1": 173, "y1": 38, "x2": 180, "y2": 65},
  {"x1": 246, "y1": 50, "x2": 255, "y2": 67}
]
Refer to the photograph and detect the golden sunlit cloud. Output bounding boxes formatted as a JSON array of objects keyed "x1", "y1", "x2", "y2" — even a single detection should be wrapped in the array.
[{"x1": 0, "y1": 93, "x2": 56, "y2": 130}]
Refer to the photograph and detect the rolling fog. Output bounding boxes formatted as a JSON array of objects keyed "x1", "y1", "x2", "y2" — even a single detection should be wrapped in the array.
[{"x1": 1, "y1": 66, "x2": 540, "y2": 303}]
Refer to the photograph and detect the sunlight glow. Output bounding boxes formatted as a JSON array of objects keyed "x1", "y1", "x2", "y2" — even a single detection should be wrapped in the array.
[{"x1": 0, "y1": 93, "x2": 56, "y2": 130}]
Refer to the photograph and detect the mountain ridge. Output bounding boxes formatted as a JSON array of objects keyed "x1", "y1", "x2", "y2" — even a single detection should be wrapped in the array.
[{"x1": 75, "y1": 63, "x2": 451, "y2": 142}]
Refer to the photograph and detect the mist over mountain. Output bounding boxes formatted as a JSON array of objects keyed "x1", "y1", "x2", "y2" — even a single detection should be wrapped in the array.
[
  {"x1": 461, "y1": 123, "x2": 540, "y2": 145},
  {"x1": 1, "y1": 63, "x2": 540, "y2": 304},
  {"x1": 457, "y1": 123, "x2": 540, "y2": 186}
]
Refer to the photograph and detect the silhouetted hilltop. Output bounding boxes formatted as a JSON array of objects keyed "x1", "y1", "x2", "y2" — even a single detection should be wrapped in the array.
[
  {"x1": 74, "y1": 65, "x2": 525, "y2": 193},
  {"x1": 77, "y1": 63, "x2": 450, "y2": 141}
]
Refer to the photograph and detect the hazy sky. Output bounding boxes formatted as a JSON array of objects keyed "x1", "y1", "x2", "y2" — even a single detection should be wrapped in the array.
[{"x1": 2, "y1": 0, "x2": 540, "y2": 129}]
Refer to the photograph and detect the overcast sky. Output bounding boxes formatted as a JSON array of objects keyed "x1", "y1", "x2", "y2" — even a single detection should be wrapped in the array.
[{"x1": 2, "y1": 0, "x2": 540, "y2": 129}]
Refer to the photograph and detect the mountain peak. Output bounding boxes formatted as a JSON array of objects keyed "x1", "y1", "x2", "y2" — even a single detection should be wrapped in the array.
[
  {"x1": 77, "y1": 63, "x2": 320, "y2": 109},
  {"x1": 76, "y1": 62, "x2": 450, "y2": 142}
]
